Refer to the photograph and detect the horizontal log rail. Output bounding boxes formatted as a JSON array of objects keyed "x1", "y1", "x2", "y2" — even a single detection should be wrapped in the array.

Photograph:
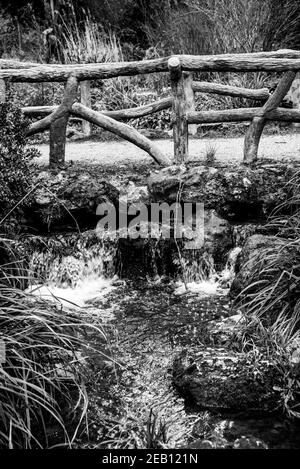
[
  {"x1": 0, "y1": 59, "x2": 41, "y2": 69},
  {"x1": 1, "y1": 50, "x2": 300, "y2": 83},
  {"x1": 1, "y1": 49, "x2": 300, "y2": 167},
  {"x1": 2, "y1": 49, "x2": 300, "y2": 72},
  {"x1": 22, "y1": 97, "x2": 172, "y2": 120},
  {"x1": 187, "y1": 107, "x2": 300, "y2": 123},
  {"x1": 192, "y1": 81, "x2": 270, "y2": 100}
]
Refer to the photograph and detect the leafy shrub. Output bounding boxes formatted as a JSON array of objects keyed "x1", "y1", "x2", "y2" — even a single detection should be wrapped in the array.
[{"x1": 0, "y1": 102, "x2": 39, "y2": 220}]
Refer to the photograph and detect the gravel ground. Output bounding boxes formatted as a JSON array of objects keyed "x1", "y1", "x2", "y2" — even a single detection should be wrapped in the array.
[{"x1": 34, "y1": 133, "x2": 300, "y2": 167}]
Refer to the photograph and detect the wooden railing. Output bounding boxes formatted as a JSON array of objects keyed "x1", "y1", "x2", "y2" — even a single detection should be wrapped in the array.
[{"x1": 1, "y1": 49, "x2": 300, "y2": 167}]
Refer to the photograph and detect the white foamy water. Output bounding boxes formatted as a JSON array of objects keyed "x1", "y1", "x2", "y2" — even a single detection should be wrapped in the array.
[
  {"x1": 174, "y1": 280, "x2": 222, "y2": 296},
  {"x1": 27, "y1": 276, "x2": 115, "y2": 308},
  {"x1": 219, "y1": 246, "x2": 242, "y2": 287},
  {"x1": 174, "y1": 247, "x2": 242, "y2": 296},
  {"x1": 27, "y1": 237, "x2": 119, "y2": 309}
]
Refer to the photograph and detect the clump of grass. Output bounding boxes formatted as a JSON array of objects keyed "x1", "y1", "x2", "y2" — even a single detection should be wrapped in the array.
[
  {"x1": 58, "y1": 6, "x2": 123, "y2": 64},
  {"x1": 238, "y1": 170, "x2": 300, "y2": 325},
  {"x1": 204, "y1": 143, "x2": 217, "y2": 167},
  {"x1": 238, "y1": 238, "x2": 300, "y2": 324},
  {"x1": 0, "y1": 237, "x2": 107, "y2": 448},
  {"x1": 236, "y1": 311, "x2": 300, "y2": 418},
  {"x1": 236, "y1": 170, "x2": 300, "y2": 418}
]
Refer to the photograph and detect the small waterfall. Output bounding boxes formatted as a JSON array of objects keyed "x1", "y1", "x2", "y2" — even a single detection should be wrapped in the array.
[
  {"x1": 26, "y1": 231, "x2": 118, "y2": 308},
  {"x1": 175, "y1": 246, "x2": 242, "y2": 296},
  {"x1": 177, "y1": 250, "x2": 217, "y2": 283},
  {"x1": 218, "y1": 246, "x2": 242, "y2": 288}
]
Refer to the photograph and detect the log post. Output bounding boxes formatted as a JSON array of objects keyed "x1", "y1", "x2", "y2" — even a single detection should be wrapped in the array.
[
  {"x1": 0, "y1": 79, "x2": 6, "y2": 104},
  {"x1": 168, "y1": 57, "x2": 188, "y2": 164},
  {"x1": 80, "y1": 80, "x2": 91, "y2": 136},
  {"x1": 244, "y1": 71, "x2": 296, "y2": 164},
  {"x1": 183, "y1": 72, "x2": 197, "y2": 136},
  {"x1": 49, "y1": 74, "x2": 78, "y2": 168}
]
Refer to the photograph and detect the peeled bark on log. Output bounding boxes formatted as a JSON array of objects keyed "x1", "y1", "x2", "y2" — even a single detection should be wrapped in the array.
[
  {"x1": 104, "y1": 97, "x2": 172, "y2": 120},
  {"x1": 187, "y1": 107, "x2": 300, "y2": 124},
  {"x1": 24, "y1": 97, "x2": 172, "y2": 120},
  {"x1": 1, "y1": 49, "x2": 300, "y2": 72},
  {"x1": 180, "y1": 56, "x2": 300, "y2": 74},
  {"x1": 183, "y1": 72, "x2": 197, "y2": 135},
  {"x1": 0, "y1": 59, "x2": 40, "y2": 69},
  {"x1": 193, "y1": 81, "x2": 270, "y2": 101},
  {"x1": 22, "y1": 105, "x2": 57, "y2": 117},
  {"x1": 81, "y1": 81, "x2": 92, "y2": 136},
  {"x1": 244, "y1": 71, "x2": 296, "y2": 163},
  {"x1": 71, "y1": 103, "x2": 171, "y2": 166},
  {"x1": 2, "y1": 51, "x2": 300, "y2": 82}
]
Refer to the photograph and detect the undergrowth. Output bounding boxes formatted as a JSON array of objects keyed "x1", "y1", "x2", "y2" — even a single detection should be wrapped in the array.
[
  {"x1": 236, "y1": 170, "x2": 300, "y2": 418},
  {"x1": 0, "y1": 234, "x2": 109, "y2": 448}
]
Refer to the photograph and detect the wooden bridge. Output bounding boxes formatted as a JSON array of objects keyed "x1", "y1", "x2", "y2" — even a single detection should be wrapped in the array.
[{"x1": 1, "y1": 49, "x2": 300, "y2": 168}]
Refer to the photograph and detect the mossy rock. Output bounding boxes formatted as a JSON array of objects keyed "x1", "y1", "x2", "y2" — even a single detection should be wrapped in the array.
[
  {"x1": 148, "y1": 163, "x2": 300, "y2": 222},
  {"x1": 173, "y1": 347, "x2": 282, "y2": 414}
]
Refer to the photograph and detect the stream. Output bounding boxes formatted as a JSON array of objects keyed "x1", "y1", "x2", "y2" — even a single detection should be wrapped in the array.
[{"x1": 25, "y1": 234, "x2": 300, "y2": 449}]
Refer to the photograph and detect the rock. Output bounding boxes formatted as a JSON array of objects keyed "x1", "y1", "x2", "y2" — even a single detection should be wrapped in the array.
[
  {"x1": 206, "y1": 313, "x2": 246, "y2": 346},
  {"x1": 148, "y1": 165, "x2": 218, "y2": 203},
  {"x1": 230, "y1": 234, "x2": 284, "y2": 297},
  {"x1": 148, "y1": 163, "x2": 299, "y2": 222},
  {"x1": 66, "y1": 128, "x2": 85, "y2": 141},
  {"x1": 233, "y1": 436, "x2": 268, "y2": 449},
  {"x1": 120, "y1": 182, "x2": 150, "y2": 204},
  {"x1": 27, "y1": 170, "x2": 119, "y2": 233},
  {"x1": 188, "y1": 439, "x2": 215, "y2": 449},
  {"x1": 173, "y1": 348, "x2": 281, "y2": 414}
]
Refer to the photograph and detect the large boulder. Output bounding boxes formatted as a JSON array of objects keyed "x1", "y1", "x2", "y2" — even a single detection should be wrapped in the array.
[
  {"x1": 148, "y1": 163, "x2": 299, "y2": 222},
  {"x1": 24, "y1": 170, "x2": 119, "y2": 233},
  {"x1": 173, "y1": 347, "x2": 281, "y2": 414}
]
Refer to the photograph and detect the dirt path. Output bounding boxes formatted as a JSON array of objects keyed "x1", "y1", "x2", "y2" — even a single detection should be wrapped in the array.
[{"x1": 34, "y1": 133, "x2": 300, "y2": 167}]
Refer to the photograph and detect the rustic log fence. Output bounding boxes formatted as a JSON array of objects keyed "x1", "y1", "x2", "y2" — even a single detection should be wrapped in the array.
[{"x1": 1, "y1": 49, "x2": 300, "y2": 167}]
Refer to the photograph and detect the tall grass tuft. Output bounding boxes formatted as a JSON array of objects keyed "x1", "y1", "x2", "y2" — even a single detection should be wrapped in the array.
[
  {"x1": 56, "y1": 5, "x2": 123, "y2": 64},
  {"x1": 61, "y1": 18, "x2": 122, "y2": 65},
  {"x1": 238, "y1": 171, "x2": 300, "y2": 329},
  {"x1": 0, "y1": 237, "x2": 106, "y2": 448}
]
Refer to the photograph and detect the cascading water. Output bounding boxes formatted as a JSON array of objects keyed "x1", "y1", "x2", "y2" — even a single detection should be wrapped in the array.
[
  {"x1": 26, "y1": 231, "x2": 118, "y2": 308},
  {"x1": 174, "y1": 246, "x2": 242, "y2": 296},
  {"x1": 24, "y1": 221, "x2": 243, "y2": 308}
]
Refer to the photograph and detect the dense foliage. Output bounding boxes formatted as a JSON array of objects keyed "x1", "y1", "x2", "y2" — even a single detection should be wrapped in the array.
[
  {"x1": 0, "y1": 102, "x2": 39, "y2": 219},
  {"x1": 1, "y1": 0, "x2": 300, "y2": 58}
]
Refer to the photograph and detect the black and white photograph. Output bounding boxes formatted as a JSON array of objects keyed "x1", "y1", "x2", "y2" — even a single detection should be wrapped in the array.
[{"x1": 0, "y1": 0, "x2": 300, "y2": 457}]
